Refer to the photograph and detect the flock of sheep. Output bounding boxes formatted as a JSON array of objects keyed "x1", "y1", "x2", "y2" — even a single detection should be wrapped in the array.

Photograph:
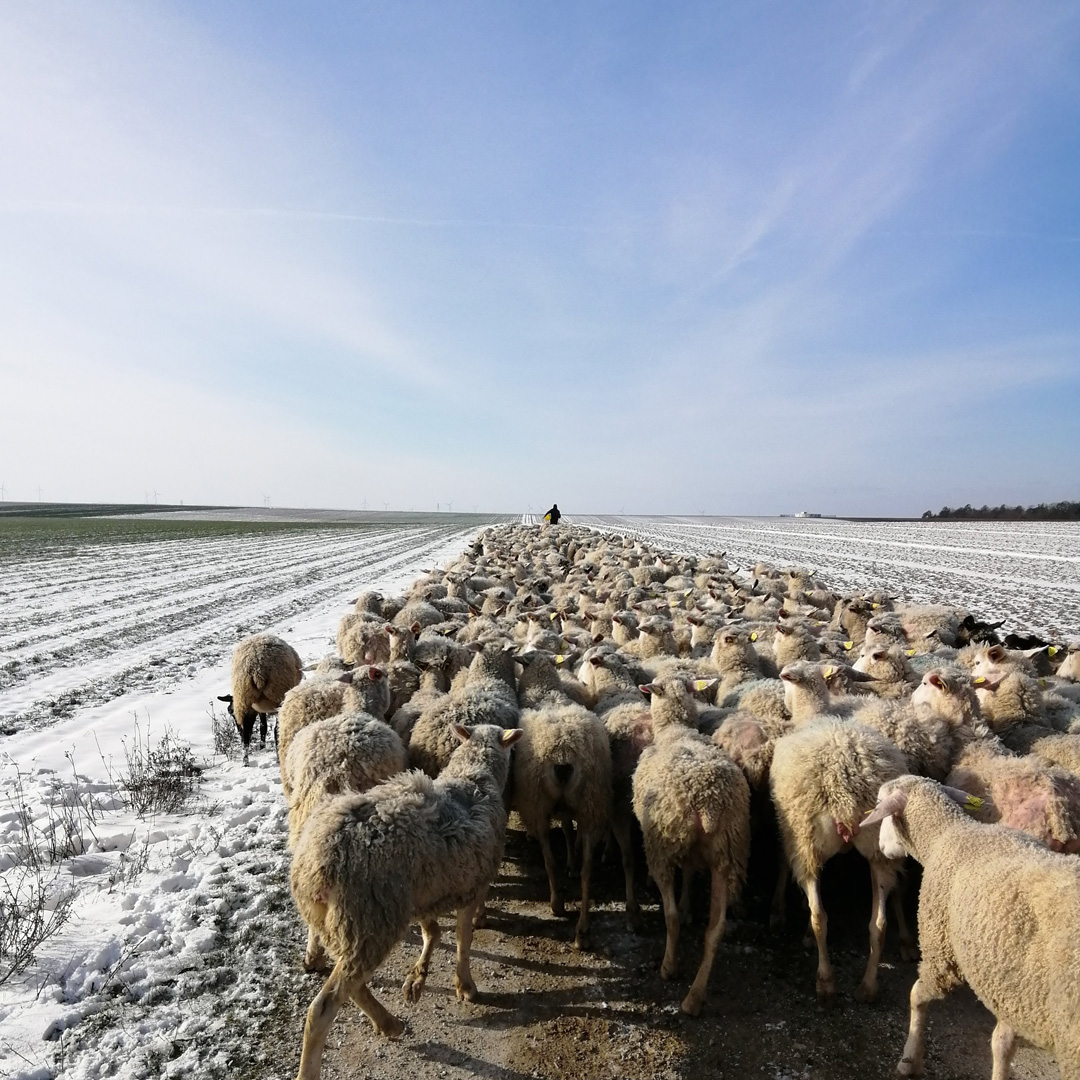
[{"x1": 220, "y1": 523, "x2": 1080, "y2": 1080}]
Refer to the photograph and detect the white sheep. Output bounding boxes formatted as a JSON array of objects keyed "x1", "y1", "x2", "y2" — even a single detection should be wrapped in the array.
[
  {"x1": 632, "y1": 673, "x2": 750, "y2": 1015},
  {"x1": 862, "y1": 775, "x2": 1080, "y2": 1079},
  {"x1": 290, "y1": 724, "x2": 522, "y2": 1080},
  {"x1": 769, "y1": 718, "x2": 907, "y2": 1000}
]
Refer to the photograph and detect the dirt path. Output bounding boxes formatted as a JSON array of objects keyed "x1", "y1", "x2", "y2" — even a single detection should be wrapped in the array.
[{"x1": 282, "y1": 822, "x2": 1059, "y2": 1080}]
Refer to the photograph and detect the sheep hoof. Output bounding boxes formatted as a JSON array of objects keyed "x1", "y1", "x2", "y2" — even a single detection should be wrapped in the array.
[
  {"x1": 551, "y1": 901, "x2": 568, "y2": 918},
  {"x1": 660, "y1": 961, "x2": 678, "y2": 981},
  {"x1": 376, "y1": 1014, "x2": 405, "y2": 1038},
  {"x1": 680, "y1": 993, "x2": 703, "y2": 1016},
  {"x1": 573, "y1": 929, "x2": 590, "y2": 952},
  {"x1": 815, "y1": 975, "x2": 836, "y2": 1001},
  {"x1": 853, "y1": 981, "x2": 877, "y2": 1004},
  {"x1": 402, "y1": 970, "x2": 427, "y2": 1003},
  {"x1": 303, "y1": 952, "x2": 330, "y2": 974},
  {"x1": 897, "y1": 1056, "x2": 924, "y2": 1076},
  {"x1": 454, "y1": 976, "x2": 477, "y2": 1002}
]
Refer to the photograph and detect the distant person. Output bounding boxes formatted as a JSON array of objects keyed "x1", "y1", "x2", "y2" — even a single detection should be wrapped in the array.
[{"x1": 544, "y1": 503, "x2": 561, "y2": 525}]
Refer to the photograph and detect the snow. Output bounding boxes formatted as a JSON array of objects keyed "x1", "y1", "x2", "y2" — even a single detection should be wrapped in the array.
[
  {"x1": 0, "y1": 521, "x2": 487, "y2": 1079},
  {"x1": 1, "y1": 513, "x2": 1075, "y2": 1078}
]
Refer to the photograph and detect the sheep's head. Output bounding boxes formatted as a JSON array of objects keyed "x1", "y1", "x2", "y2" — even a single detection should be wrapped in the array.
[{"x1": 862, "y1": 776, "x2": 991, "y2": 859}]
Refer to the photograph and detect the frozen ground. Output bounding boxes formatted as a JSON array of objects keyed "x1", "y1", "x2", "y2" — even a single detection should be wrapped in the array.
[
  {"x1": 573, "y1": 516, "x2": 1080, "y2": 640},
  {"x1": 0, "y1": 514, "x2": 1070, "y2": 1080}
]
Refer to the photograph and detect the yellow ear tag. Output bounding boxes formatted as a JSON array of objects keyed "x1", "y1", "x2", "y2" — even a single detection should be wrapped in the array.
[
  {"x1": 843, "y1": 641, "x2": 854, "y2": 651},
  {"x1": 872, "y1": 603, "x2": 879, "y2": 609},
  {"x1": 750, "y1": 632, "x2": 758, "y2": 642},
  {"x1": 824, "y1": 666, "x2": 835, "y2": 678},
  {"x1": 555, "y1": 654, "x2": 567, "y2": 664},
  {"x1": 1039, "y1": 677, "x2": 1048, "y2": 689},
  {"x1": 906, "y1": 649, "x2": 916, "y2": 657},
  {"x1": 1049, "y1": 646, "x2": 1059, "y2": 657},
  {"x1": 549, "y1": 612, "x2": 558, "y2": 621},
  {"x1": 973, "y1": 676, "x2": 985, "y2": 685},
  {"x1": 684, "y1": 589, "x2": 693, "y2": 597},
  {"x1": 693, "y1": 679, "x2": 711, "y2": 692},
  {"x1": 964, "y1": 795, "x2": 983, "y2": 811}
]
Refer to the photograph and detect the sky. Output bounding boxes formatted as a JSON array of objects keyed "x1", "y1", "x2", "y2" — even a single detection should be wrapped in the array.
[{"x1": 1, "y1": 2, "x2": 1079, "y2": 517}]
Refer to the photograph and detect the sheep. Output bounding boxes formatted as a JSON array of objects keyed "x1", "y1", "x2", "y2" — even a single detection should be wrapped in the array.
[
  {"x1": 769, "y1": 718, "x2": 907, "y2": 1000},
  {"x1": 284, "y1": 712, "x2": 407, "y2": 852},
  {"x1": 632, "y1": 673, "x2": 750, "y2": 1015},
  {"x1": 337, "y1": 616, "x2": 391, "y2": 666},
  {"x1": 579, "y1": 649, "x2": 653, "y2": 926},
  {"x1": 710, "y1": 628, "x2": 762, "y2": 695},
  {"x1": 290, "y1": 724, "x2": 522, "y2": 1080},
  {"x1": 861, "y1": 775, "x2": 1080, "y2": 1079},
  {"x1": 852, "y1": 643, "x2": 919, "y2": 698},
  {"x1": 513, "y1": 652, "x2": 612, "y2": 948},
  {"x1": 1060, "y1": 643, "x2": 1080, "y2": 683},
  {"x1": 773, "y1": 622, "x2": 821, "y2": 667},
  {"x1": 218, "y1": 633, "x2": 303, "y2": 762},
  {"x1": 408, "y1": 641, "x2": 519, "y2": 777}
]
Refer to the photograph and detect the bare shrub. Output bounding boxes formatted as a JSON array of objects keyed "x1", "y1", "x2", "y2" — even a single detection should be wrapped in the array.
[
  {"x1": 119, "y1": 718, "x2": 202, "y2": 816},
  {"x1": 209, "y1": 699, "x2": 242, "y2": 760}
]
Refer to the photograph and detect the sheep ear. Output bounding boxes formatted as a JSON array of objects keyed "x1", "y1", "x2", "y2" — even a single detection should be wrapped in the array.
[
  {"x1": 589, "y1": 656, "x2": 604, "y2": 667},
  {"x1": 501, "y1": 728, "x2": 525, "y2": 747},
  {"x1": 693, "y1": 678, "x2": 717, "y2": 693},
  {"x1": 639, "y1": 683, "x2": 657, "y2": 696},
  {"x1": 844, "y1": 667, "x2": 877, "y2": 683},
  {"x1": 989, "y1": 645, "x2": 1008, "y2": 661},
  {"x1": 928, "y1": 672, "x2": 948, "y2": 690},
  {"x1": 368, "y1": 666, "x2": 385, "y2": 680},
  {"x1": 337, "y1": 671, "x2": 355, "y2": 684},
  {"x1": 861, "y1": 789, "x2": 908, "y2": 827},
  {"x1": 217, "y1": 694, "x2": 233, "y2": 703},
  {"x1": 776, "y1": 623, "x2": 791, "y2": 635},
  {"x1": 451, "y1": 723, "x2": 471, "y2": 743},
  {"x1": 515, "y1": 651, "x2": 535, "y2": 666},
  {"x1": 972, "y1": 674, "x2": 1005, "y2": 692},
  {"x1": 411, "y1": 622, "x2": 423, "y2": 636},
  {"x1": 943, "y1": 785, "x2": 988, "y2": 812},
  {"x1": 1021, "y1": 645, "x2": 1048, "y2": 659}
]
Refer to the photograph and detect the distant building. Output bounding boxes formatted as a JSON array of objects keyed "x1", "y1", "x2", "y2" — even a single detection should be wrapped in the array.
[{"x1": 794, "y1": 511, "x2": 822, "y2": 518}]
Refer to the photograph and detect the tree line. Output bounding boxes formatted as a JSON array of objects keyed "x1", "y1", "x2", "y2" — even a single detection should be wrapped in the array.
[{"x1": 921, "y1": 501, "x2": 1080, "y2": 521}]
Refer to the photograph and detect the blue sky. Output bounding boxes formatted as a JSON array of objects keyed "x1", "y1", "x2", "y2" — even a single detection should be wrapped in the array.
[{"x1": 1, "y1": 2, "x2": 1078, "y2": 515}]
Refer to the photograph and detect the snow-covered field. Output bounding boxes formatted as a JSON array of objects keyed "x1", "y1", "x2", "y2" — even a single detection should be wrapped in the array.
[
  {"x1": 574, "y1": 516, "x2": 1080, "y2": 639},
  {"x1": 1, "y1": 513, "x2": 1076, "y2": 1080},
  {"x1": 0, "y1": 516, "x2": 499, "y2": 1080}
]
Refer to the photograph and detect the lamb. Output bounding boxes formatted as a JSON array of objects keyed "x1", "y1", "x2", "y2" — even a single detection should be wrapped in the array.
[
  {"x1": 769, "y1": 718, "x2": 907, "y2": 1000},
  {"x1": 513, "y1": 652, "x2": 612, "y2": 948},
  {"x1": 290, "y1": 724, "x2": 522, "y2": 1080},
  {"x1": 218, "y1": 633, "x2": 303, "y2": 762},
  {"x1": 632, "y1": 673, "x2": 750, "y2": 1015},
  {"x1": 861, "y1": 775, "x2": 1080, "y2": 1079}
]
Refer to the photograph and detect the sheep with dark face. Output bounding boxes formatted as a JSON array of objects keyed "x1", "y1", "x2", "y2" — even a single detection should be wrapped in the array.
[{"x1": 218, "y1": 633, "x2": 302, "y2": 763}]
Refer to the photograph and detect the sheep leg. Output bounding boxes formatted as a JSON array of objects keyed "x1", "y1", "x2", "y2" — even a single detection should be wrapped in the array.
[
  {"x1": 898, "y1": 976, "x2": 943, "y2": 1076},
  {"x1": 990, "y1": 1019, "x2": 1017, "y2": 1080},
  {"x1": 296, "y1": 961, "x2": 402, "y2": 1080},
  {"x1": 573, "y1": 832, "x2": 594, "y2": 951},
  {"x1": 303, "y1": 926, "x2": 329, "y2": 972},
  {"x1": 259, "y1": 712, "x2": 269, "y2": 748},
  {"x1": 402, "y1": 918, "x2": 441, "y2": 1003},
  {"x1": 658, "y1": 873, "x2": 681, "y2": 980},
  {"x1": 681, "y1": 868, "x2": 728, "y2": 1017},
  {"x1": 804, "y1": 875, "x2": 834, "y2": 1000},
  {"x1": 562, "y1": 815, "x2": 578, "y2": 873},
  {"x1": 472, "y1": 883, "x2": 490, "y2": 929},
  {"x1": 855, "y1": 861, "x2": 891, "y2": 1003},
  {"x1": 611, "y1": 813, "x2": 640, "y2": 931},
  {"x1": 891, "y1": 883, "x2": 918, "y2": 963},
  {"x1": 769, "y1": 850, "x2": 790, "y2": 932},
  {"x1": 537, "y1": 828, "x2": 567, "y2": 917},
  {"x1": 678, "y1": 868, "x2": 694, "y2": 926},
  {"x1": 454, "y1": 902, "x2": 479, "y2": 1002}
]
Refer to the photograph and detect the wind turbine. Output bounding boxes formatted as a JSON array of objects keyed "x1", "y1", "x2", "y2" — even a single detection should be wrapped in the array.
[
  {"x1": 263, "y1": 495, "x2": 271, "y2": 508},
  {"x1": 0, "y1": 482, "x2": 6, "y2": 501},
  {"x1": 362, "y1": 497, "x2": 369, "y2": 510},
  {"x1": 383, "y1": 502, "x2": 389, "y2": 511},
  {"x1": 153, "y1": 489, "x2": 161, "y2": 505},
  {"x1": 37, "y1": 485, "x2": 43, "y2": 502}
]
